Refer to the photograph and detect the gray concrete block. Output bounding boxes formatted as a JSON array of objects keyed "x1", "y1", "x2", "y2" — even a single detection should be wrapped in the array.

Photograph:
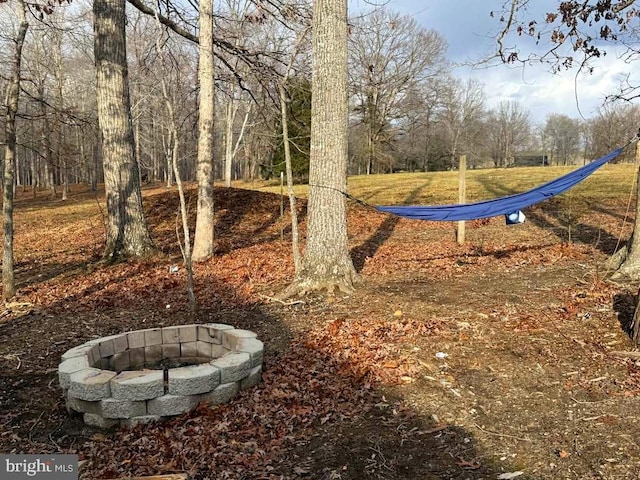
[
  {"x1": 204, "y1": 323, "x2": 234, "y2": 341},
  {"x1": 162, "y1": 326, "x2": 180, "y2": 344},
  {"x1": 61, "y1": 345, "x2": 91, "y2": 361},
  {"x1": 211, "y1": 344, "x2": 230, "y2": 359},
  {"x1": 111, "y1": 370, "x2": 164, "y2": 401},
  {"x1": 196, "y1": 341, "x2": 212, "y2": 357},
  {"x1": 66, "y1": 396, "x2": 102, "y2": 415},
  {"x1": 234, "y1": 338, "x2": 264, "y2": 368},
  {"x1": 167, "y1": 364, "x2": 220, "y2": 396},
  {"x1": 162, "y1": 344, "x2": 180, "y2": 360},
  {"x1": 112, "y1": 334, "x2": 128, "y2": 354},
  {"x1": 211, "y1": 352, "x2": 251, "y2": 383},
  {"x1": 144, "y1": 328, "x2": 162, "y2": 347},
  {"x1": 179, "y1": 325, "x2": 197, "y2": 343},
  {"x1": 127, "y1": 330, "x2": 146, "y2": 349},
  {"x1": 197, "y1": 326, "x2": 217, "y2": 344},
  {"x1": 129, "y1": 348, "x2": 145, "y2": 368},
  {"x1": 181, "y1": 341, "x2": 198, "y2": 358},
  {"x1": 58, "y1": 356, "x2": 91, "y2": 389},
  {"x1": 240, "y1": 365, "x2": 262, "y2": 390},
  {"x1": 112, "y1": 351, "x2": 131, "y2": 371},
  {"x1": 68, "y1": 368, "x2": 116, "y2": 401},
  {"x1": 120, "y1": 415, "x2": 162, "y2": 427},
  {"x1": 98, "y1": 337, "x2": 115, "y2": 358},
  {"x1": 145, "y1": 345, "x2": 162, "y2": 364},
  {"x1": 83, "y1": 413, "x2": 119, "y2": 429},
  {"x1": 199, "y1": 382, "x2": 239, "y2": 405},
  {"x1": 222, "y1": 329, "x2": 258, "y2": 350},
  {"x1": 100, "y1": 398, "x2": 147, "y2": 419},
  {"x1": 147, "y1": 394, "x2": 198, "y2": 416},
  {"x1": 88, "y1": 345, "x2": 101, "y2": 367}
]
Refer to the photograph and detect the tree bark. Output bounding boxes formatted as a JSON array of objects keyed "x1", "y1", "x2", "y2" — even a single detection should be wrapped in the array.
[
  {"x1": 192, "y1": 0, "x2": 216, "y2": 262},
  {"x1": 94, "y1": 0, "x2": 154, "y2": 260},
  {"x1": 283, "y1": 0, "x2": 357, "y2": 297},
  {"x1": 611, "y1": 142, "x2": 640, "y2": 279},
  {"x1": 2, "y1": 0, "x2": 28, "y2": 300},
  {"x1": 279, "y1": 83, "x2": 301, "y2": 274},
  {"x1": 224, "y1": 101, "x2": 235, "y2": 188}
]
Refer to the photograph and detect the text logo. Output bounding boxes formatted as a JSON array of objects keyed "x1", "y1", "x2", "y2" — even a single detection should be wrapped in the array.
[{"x1": 1, "y1": 455, "x2": 78, "y2": 479}]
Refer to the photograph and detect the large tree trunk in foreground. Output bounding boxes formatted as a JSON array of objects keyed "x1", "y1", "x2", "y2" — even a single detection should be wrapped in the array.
[
  {"x1": 2, "y1": 0, "x2": 28, "y2": 300},
  {"x1": 192, "y1": 0, "x2": 216, "y2": 262},
  {"x1": 283, "y1": 0, "x2": 357, "y2": 297},
  {"x1": 94, "y1": 0, "x2": 154, "y2": 260},
  {"x1": 610, "y1": 142, "x2": 640, "y2": 279}
]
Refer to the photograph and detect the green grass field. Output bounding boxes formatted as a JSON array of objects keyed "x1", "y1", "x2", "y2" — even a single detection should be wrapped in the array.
[{"x1": 243, "y1": 162, "x2": 638, "y2": 206}]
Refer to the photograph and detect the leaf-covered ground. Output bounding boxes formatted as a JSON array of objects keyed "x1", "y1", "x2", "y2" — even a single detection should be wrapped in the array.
[{"x1": 1, "y1": 183, "x2": 639, "y2": 479}]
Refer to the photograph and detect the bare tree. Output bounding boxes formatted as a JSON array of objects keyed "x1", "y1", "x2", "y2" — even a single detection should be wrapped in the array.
[
  {"x1": 94, "y1": 0, "x2": 154, "y2": 260},
  {"x1": 492, "y1": 0, "x2": 640, "y2": 101},
  {"x1": 349, "y1": 8, "x2": 447, "y2": 175},
  {"x1": 587, "y1": 103, "x2": 640, "y2": 161},
  {"x1": 153, "y1": 16, "x2": 197, "y2": 312},
  {"x1": 282, "y1": 0, "x2": 357, "y2": 297},
  {"x1": 2, "y1": 0, "x2": 28, "y2": 300},
  {"x1": 438, "y1": 77, "x2": 486, "y2": 168},
  {"x1": 486, "y1": 100, "x2": 532, "y2": 167},
  {"x1": 544, "y1": 113, "x2": 582, "y2": 165}
]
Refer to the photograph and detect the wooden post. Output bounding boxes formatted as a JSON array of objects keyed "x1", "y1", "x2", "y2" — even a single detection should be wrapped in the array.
[{"x1": 457, "y1": 155, "x2": 466, "y2": 245}]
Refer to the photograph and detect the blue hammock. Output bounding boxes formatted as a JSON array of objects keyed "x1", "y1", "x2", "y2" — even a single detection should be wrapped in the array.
[{"x1": 375, "y1": 148, "x2": 623, "y2": 222}]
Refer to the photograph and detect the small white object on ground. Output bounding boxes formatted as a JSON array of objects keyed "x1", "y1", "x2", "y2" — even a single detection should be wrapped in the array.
[{"x1": 497, "y1": 472, "x2": 525, "y2": 479}]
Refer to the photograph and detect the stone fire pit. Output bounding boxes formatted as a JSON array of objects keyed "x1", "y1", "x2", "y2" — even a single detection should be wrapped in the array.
[{"x1": 58, "y1": 324, "x2": 263, "y2": 428}]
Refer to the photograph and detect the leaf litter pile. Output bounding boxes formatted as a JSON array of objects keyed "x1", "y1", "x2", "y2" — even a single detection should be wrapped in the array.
[{"x1": 1, "y1": 185, "x2": 640, "y2": 479}]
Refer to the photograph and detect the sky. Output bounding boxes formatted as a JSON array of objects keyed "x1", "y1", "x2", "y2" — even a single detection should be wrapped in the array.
[{"x1": 350, "y1": 0, "x2": 639, "y2": 124}]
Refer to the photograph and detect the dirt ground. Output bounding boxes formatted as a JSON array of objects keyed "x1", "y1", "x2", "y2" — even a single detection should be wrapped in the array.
[{"x1": 1, "y1": 185, "x2": 639, "y2": 479}]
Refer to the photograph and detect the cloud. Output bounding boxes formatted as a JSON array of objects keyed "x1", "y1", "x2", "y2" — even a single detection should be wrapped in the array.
[{"x1": 470, "y1": 50, "x2": 636, "y2": 122}]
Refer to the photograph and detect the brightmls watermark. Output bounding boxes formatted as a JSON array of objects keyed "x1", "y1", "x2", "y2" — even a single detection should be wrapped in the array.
[{"x1": 1, "y1": 455, "x2": 78, "y2": 479}]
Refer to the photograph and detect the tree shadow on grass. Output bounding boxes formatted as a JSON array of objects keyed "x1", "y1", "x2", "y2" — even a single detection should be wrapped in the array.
[
  {"x1": 145, "y1": 186, "x2": 308, "y2": 256},
  {"x1": 351, "y1": 215, "x2": 400, "y2": 272},
  {"x1": 350, "y1": 180, "x2": 433, "y2": 273},
  {"x1": 475, "y1": 176, "x2": 623, "y2": 254}
]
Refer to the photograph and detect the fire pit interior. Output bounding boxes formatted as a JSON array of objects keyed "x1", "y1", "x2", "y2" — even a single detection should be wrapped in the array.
[{"x1": 58, "y1": 324, "x2": 263, "y2": 428}]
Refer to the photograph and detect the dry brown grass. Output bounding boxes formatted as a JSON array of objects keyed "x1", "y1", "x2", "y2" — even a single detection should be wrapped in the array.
[{"x1": 242, "y1": 162, "x2": 638, "y2": 206}]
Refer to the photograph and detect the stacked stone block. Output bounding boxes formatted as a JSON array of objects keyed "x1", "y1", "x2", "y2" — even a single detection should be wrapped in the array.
[{"x1": 58, "y1": 324, "x2": 263, "y2": 428}]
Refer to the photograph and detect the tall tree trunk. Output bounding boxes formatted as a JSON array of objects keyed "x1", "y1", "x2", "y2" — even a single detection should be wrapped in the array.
[
  {"x1": 3, "y1": 0, "x2": 28, "y2": 300},
  {"x1": 224, "y1": 101, "x2": 235, "y2": 188},
  {"x1": 94, "y1": 0, "x2": 154, "y2": 260},
  {"x1": 282, "y1": 0, "x2": 357, "y2": 297},
  {"x1": 192, "y1": 0, "x2": 216, "y2": 262},
  {"x1": 279, "y1": 83, "x2": 301, "y2": 274},
  {"x1": 612, "y1": 142, "x2": 640, "y2": 279}
]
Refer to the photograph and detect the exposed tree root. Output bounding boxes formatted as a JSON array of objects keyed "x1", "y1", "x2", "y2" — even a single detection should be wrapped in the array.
[{"x1": 278, "y1": 274, "x2": 359, "y2": 301}]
